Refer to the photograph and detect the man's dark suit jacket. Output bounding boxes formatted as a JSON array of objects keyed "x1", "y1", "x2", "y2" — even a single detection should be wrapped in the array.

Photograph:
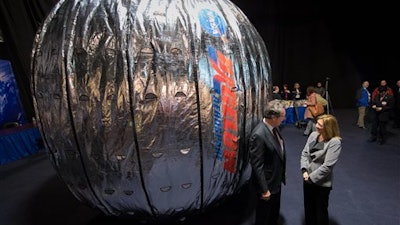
[
  {"x1": 249, "y1": 121, "x2": 286, "y2": 195},
  {"x1": 371, "y1": 94, "x2": 395, "y2": 121}
]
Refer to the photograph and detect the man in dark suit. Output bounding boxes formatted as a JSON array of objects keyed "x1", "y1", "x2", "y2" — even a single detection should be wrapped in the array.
[
  {"x1": 368, "y1": 86, "x2": 395, "y2": 145},
  {"x1": 249, "y1": 100, "x2": 287, "y2": 225}
]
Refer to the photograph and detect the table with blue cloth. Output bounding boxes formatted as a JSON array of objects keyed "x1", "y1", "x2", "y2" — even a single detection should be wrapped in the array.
[
  {"x1": 279, "y1": 100, "x2": 306, "y2": 125},
  {"x1": 0, "y1": 123, "x2": 42, "y2": 165},
  {"x1": 284, "y1": 106, "x2": 306, "y2": 124}
]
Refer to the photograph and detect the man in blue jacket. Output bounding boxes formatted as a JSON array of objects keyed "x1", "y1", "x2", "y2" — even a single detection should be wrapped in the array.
[{"x1": 355, "y1": 81, "x2": 370, "y2": 129}]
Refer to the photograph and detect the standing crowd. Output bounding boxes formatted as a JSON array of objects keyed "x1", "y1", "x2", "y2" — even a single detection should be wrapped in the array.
[
  {"x1": 356, "y1": 79, "x2": 400, "y2": 145},
  {"x1": 245, "y1": 79, "x2": 399, "y2": 225}
]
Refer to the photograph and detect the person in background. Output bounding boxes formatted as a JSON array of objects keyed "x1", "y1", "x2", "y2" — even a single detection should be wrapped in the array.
[
  {"x1": 314, "y1": 81, "x2": 326, "y2": 98},
  {"x1": 368, "y1": 86, "x2": 394, "y2": 145},
  {"x1": 300, "y1": 114, "x2": 342, "y2": 225},
  {"x1": 371, "y1": 79, "x2": 393, "y2": 100},
  {"x1": 249, "y1": 100, "x2": 286, "y2": 225},
  {"x1": 393, "y1": 80, "x2": 400, "y2": 128},
  {"x1": 280, "y1": 84, "x2": 292, "y2": 100},
  {"x1": 355, "y1": 81, "x2": 370, "y2": 129},
  {"x1": 303, "y1": 86, "x2": 318, "y2": 136},
  {"x1": 292, "y1": 82, "x2": 303, "y2": 100},
  {"x1": 272, "y1": 86, "x2": 282, "y2": 100}
]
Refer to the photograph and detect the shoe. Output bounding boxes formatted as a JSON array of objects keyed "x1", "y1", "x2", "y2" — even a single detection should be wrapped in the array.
[
  {"x1": 359, "y1": 126, "x2": 366, "y2": 129},
  {"x1": 367, "y1": 137, "x2": 377, "y2": 142}
]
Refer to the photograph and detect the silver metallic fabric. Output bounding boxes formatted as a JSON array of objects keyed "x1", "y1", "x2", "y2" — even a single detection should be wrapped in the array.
[{"x1": 31, "y1": 0, "x2": 272, "y2": 222}]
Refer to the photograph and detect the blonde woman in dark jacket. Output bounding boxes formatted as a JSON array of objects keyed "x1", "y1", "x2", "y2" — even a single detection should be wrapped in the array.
[{"x1": 300, "y1": 114, "x2": 342, "y2": 225}]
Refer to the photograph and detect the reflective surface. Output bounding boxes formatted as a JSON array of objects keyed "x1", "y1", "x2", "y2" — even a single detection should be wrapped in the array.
[{"x1": 31, "y1": 0, "x2": 272, "y2": 222}]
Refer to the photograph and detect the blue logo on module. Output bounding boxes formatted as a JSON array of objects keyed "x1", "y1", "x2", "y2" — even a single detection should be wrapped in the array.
[{"x1": 198, "y1": 9, "x2": 227, "y2": 37}]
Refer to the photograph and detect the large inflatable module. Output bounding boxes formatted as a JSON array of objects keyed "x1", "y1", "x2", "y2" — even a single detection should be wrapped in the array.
[{"x1": 31, "y1": 0, "x2": 272, "y2": 222}]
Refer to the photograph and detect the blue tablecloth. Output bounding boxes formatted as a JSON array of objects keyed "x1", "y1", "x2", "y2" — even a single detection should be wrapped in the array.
[
  {"x1": 284, "y1": 106, "x2": 306, "y2": 124},
  {"x1": 0, "y1": 124, "x2": 42, "y2": 165},
  {"x1": 0, "y1": 59, "x2": 28, "y2": 128}
]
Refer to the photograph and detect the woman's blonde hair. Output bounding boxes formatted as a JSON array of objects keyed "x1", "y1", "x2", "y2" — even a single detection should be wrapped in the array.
[{"x1": 317, "y1": 114, "x2": 341, "y2": 141}]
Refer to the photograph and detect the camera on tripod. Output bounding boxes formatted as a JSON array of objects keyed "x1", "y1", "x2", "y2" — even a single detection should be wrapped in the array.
[{"x1": 324, "y1": 76, "x2": 333, "y2": 115}]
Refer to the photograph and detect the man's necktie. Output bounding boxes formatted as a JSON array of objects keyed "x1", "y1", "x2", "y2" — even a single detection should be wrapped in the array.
[
  {"x1": 272, "y1": 127, "x2": 284, "y2": 153},
  {"x1": 272, "y1": 127, "x2": 280, "y2": 141}
]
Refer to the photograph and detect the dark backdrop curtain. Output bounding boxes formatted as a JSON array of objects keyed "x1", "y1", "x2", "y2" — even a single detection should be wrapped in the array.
[
  {"x1": 0, "y1": 0, "x2": 397, "y2": 115},
  {"x1": 233, "y1": 0, "x2": 397, "y2": 109}
]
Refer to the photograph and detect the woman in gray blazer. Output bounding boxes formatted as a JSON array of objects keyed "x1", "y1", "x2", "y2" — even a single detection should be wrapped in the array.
[{"x1": 300, "y1": 114, "x2": 342, "y2": 225}]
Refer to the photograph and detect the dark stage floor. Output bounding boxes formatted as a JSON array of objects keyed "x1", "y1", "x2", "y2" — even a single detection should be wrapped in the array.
[{"x1": 1, "y1": 109, "x2": 399, "y2": 225}]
